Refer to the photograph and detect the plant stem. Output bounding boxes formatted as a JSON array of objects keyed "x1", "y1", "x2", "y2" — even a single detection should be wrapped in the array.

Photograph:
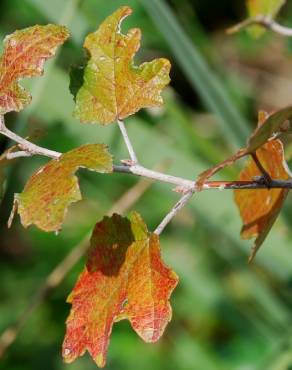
[
  {"x1": 2, "y1": 118, "x2": 292, "y2": 191},
  {"x1": 154, "y1": 191, "x2": 194, "y2": 234},
  {"x1": 0, "y1": 116, "x2": 60, "y2": 159},
  {"x1": 227, "y1": 15, "x2": 292, "y2": 37},
  {"x1": 117, "y1": 119, "x2": 138, "y2": 164},
  {"x1": 251, "y1": 152, "x2": 272, "y2": 186}
]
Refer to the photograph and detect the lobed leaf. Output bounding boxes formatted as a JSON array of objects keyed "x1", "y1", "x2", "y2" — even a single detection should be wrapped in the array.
[
  {"x1": 12, "y1": 144, "x2": 112, "y2": 232},
  {"x1": 0, "y1": 24, "x2": 69, "y2": 114},
  {"x1": 62, "y1": 212, "x2": 178, "y2": 367},
  {"x1": 234, "y1": 138, "x2": 290, "y2": 262},
  {"x1": 73, "y1": 6, "x2": 171, "y2": 125}
]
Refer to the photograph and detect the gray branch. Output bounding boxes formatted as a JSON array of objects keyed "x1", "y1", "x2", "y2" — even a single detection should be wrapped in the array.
[
  {"x1": 0, "y1": 116, "x2": 60, "y2": 159},
  {"x1": 117, "y1": 119, "x2": 138, "y2": 164},
  {"x1": 228, "y1": 15, "x2": 292, "y2": 37},
  {"x1": 154, "y1": 191, "x2": 194, "y2": 235}
]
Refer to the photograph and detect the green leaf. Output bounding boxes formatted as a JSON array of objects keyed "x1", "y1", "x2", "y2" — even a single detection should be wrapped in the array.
[
  {"x1": 247, "y1": 0, "x2": 285, "y2": 18},
  {"x1": 247, "y1": 0, "x2": 286, "y2": 37}
]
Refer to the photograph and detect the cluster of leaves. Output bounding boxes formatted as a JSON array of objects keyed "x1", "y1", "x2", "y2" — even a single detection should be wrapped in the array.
[
  {"x1": 0, "y1": 6, "x2": 173, "y2": 367},
  {"x1": 1, "y1": 3, "x2": 292, "y2": 368}
]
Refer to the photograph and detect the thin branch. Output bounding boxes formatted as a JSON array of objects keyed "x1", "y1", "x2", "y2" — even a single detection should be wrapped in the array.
[
  {"x1": 227, "y1": 15, "x2": 292, "y2": 37},
  {"x1": 2, "y1": 115, "x2": 292, "y2": 191},
  {"x1": 113, "y1": 164, "x2": 194, "y2": 189},
  {"x1": 5, "y1": 151, "x2": 33, "y2": 160},
  {"x1": 0, "y1": 116, "x2": 60, "y2": 159},
  {"x1": 117, "y1": 119, "x2": 138, "y2": 164},
  {"x1": 113, "y1": 164, "x2": 292, "y2": 190},
  {"x1": 154, "y1": 191, "x2": 194, "y2": 235}
]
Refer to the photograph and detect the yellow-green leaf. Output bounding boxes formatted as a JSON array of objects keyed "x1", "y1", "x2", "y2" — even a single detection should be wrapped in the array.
[
  {"x1": 0, "y1": 24, "x2": 69, "y2": 114},
  {"x1": 247, "y1": 0, "x2": 285, "y2": 37},
  {"x1": 247, "y1": 0, "x2": 285, "y2": 17},
  {"x1": 73, "y1": 6, "x2": 171, "y2": 125},
  {"x1": 13, "y1": 144, "x2": 112, "y2": 232}
]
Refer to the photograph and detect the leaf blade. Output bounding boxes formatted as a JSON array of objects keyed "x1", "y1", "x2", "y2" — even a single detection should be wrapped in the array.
[
  {"x1": 234, "y1": 139, "x2": 290, "y2": 262},
  {"x1": 14, "y1": 144, "x2": 113, "y2": 232},
  {"x1": 74, "y1": 6, "x2": 171, "y2": 125},
  {"x1": 62, "y1": 212, "x2": 178, "y2": 367},
  {"x1": 0, "y1": 24, "x2": 69, "y2": 114}
]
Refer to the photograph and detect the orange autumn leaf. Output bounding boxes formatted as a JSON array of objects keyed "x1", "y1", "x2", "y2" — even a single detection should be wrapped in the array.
[
  {"x1": 234, "y1": 139, "x2": 290, "y2": 262},
  {"x1": 73, "y1": 6, "x2": 171, "y2": 125},
  {"x1": 12, "y1": 144, "x2": 112, "y2": 232},
  {"x1": 0, "y1": 24, "x2": 69, "y2": 114},
  {"x1": 62, "y1": 212, "x2": 178, "y2": 368}
]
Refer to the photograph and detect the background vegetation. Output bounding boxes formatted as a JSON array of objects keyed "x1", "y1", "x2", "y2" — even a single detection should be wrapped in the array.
[{"x1": 1, "y1": 0, "x2": 292, "y2": 369}]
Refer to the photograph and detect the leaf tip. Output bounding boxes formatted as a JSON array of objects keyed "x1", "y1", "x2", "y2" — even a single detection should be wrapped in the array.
[{"x1": 94, "y1": 353, "x2": 106, "y2": 368}]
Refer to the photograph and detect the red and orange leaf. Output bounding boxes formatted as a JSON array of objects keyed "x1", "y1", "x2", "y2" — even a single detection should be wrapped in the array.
[
  {"x1": 62, "y1": 212, "x2": 178, "y2": 368},
  {"x1": 73, "y1": 6, "x2": 171, "y2": 125},
  {"x1": 13, "y1": 144, "x2": 112, "y2": 232},
  {"x1": 0, "y1": 24, "x2": 69, "y2": 114},
  {"x1": 234, "y1": 139, "x2": 290, "y2": 262}
]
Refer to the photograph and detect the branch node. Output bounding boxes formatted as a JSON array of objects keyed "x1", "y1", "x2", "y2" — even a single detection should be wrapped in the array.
[{"x1": 251, "y1": 153, "x2": 272, "y2": 188}]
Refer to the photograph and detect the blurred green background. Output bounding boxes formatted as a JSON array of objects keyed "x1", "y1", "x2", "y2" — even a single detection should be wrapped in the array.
[{"x1": 2, "y1": 0, "x2": 292, "y2": 369}]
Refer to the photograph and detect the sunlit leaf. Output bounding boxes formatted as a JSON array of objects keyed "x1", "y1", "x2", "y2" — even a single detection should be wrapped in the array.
[
  {"x1": 73, "y1": 6, "x2": 171, "y2": 125},
  {"x1": 0, "y1": 24, "x2": 69, "y2": 114},
  {"x1": 62, "y1": 212, "x2": 178, "y2": 367},
  {"x1": 12, "y1": 144, "x2": 112, "y2": 232},
  {"x1": 234, "y1": 138, "x2": 290, "y2": 262}
]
